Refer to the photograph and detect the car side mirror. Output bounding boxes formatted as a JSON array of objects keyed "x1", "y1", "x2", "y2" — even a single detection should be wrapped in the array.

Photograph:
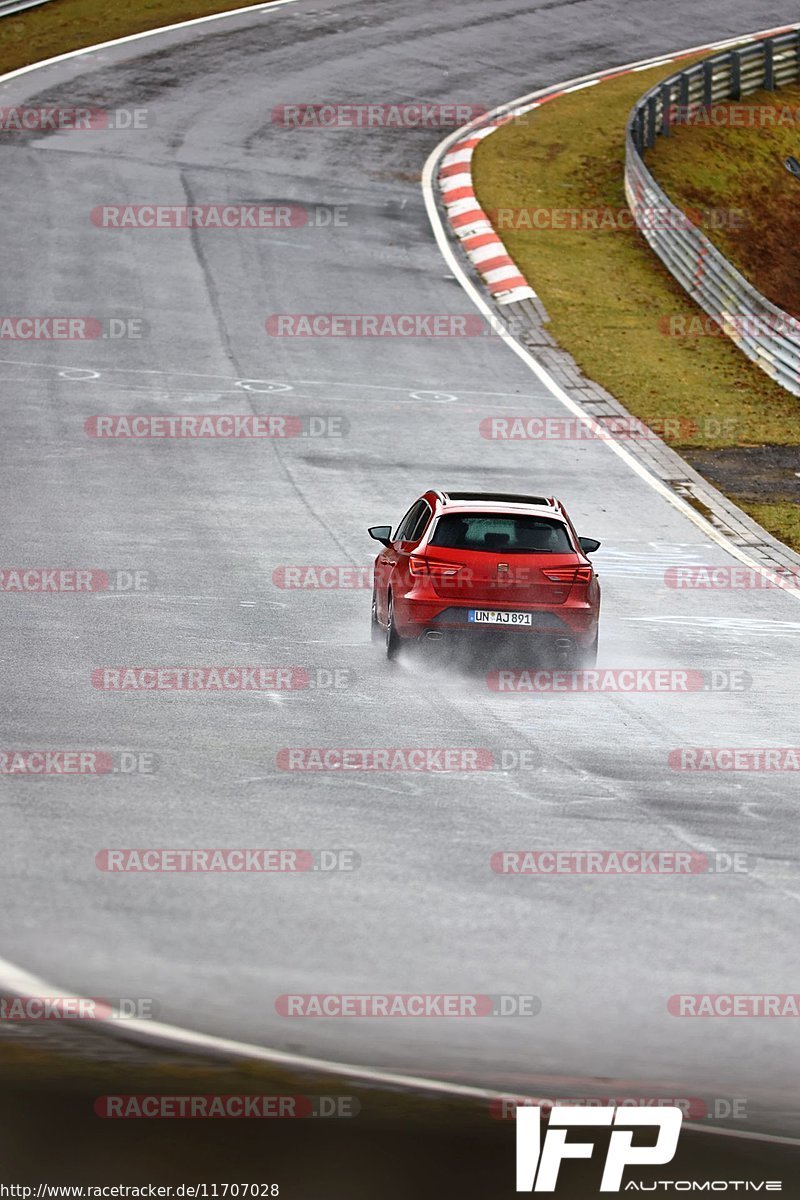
[
  {"x1": 368, "y1": 525, "x2": 393, "y2": 547},
  {"x1": 579, "y1": 537, "x2": 601, "y2": 554}
]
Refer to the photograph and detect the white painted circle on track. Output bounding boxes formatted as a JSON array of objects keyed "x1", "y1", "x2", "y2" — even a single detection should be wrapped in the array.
[
  {"x1": 235, "y1": 379, "x2": 293, "y2": 393},
  {"x1": 407, "y1": 390, "x2": 458, "y2": 402},
  {"x1": 58, "y1": 368, "x2": 100, "y2": 380}
]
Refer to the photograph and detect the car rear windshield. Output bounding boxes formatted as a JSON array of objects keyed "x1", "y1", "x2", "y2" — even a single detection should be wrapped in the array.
[{"x1": 428, "y1": 513, "x2": 573, "y2": 554}]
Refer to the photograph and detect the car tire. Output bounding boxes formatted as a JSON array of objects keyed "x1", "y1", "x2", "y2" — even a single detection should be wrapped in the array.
[
  {"x1": 371, "y1": 588, "x2": 383, "y2": 644},
  {"x1": 579, "y1": 630, "x2": 599, "y2": 668},
  {"x1": 386, "y1": 593, "x2": 402, "y2": 661}
]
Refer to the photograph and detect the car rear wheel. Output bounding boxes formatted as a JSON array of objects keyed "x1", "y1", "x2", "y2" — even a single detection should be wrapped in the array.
[
  {"x1": 385, "y1": 593, "x2": 402, "y2": 660},
  {"x1": 580, "y1": 630, "x2": 599, "y2": 668}
]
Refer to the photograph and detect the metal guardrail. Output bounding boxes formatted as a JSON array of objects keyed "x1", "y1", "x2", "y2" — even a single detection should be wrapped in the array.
[
  {"x1": 625, "y1": 29, "x2": 800, "y2": 397},
  {"x1": 0, "y1": 0, "x2": 56, "y2": 14}
]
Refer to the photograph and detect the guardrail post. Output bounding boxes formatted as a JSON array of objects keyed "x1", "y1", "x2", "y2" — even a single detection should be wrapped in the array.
[
  {"x1": 763, "y1": 39, "x2": 775, "y2": 90},
  {"x1": 645, "y1": 95, "x2": 657, "y2": 149},
  {"x1": 660, "y1": 83, "x2": 672, "y2": 136},
  {"x1": 677, "y1": 72, "x2": 690, "y2": 125},
  {"x1": 730, "y1": 50, "x2": 741, "y2": 101}
]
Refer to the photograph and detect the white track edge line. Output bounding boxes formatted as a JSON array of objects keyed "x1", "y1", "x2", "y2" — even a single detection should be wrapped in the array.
[
  {"x1": 0, "y1": 0, "x2": 297, "y2": 86},
  {"x1": 0, "y1": 954, "x2": 523, "y2": 1104},
  {"x1": 2, "y1": 954, "x2": 800, "y2": 1146}
]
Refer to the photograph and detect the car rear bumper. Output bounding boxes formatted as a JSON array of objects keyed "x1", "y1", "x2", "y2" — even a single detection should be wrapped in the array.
[{"x1": 392, "y1": 596, "x2": 599, "y2": 645}]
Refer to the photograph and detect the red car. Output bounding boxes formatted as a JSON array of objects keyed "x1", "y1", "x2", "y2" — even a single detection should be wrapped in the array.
[{"x1": 369, "y1": 490, "x2": 601, "y2": 665}]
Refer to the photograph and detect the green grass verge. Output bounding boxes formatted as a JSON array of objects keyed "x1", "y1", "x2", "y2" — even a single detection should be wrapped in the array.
[
  {"x1": 471, "y1": 59, "x2": 800, "y2": 550},
  {"x1": 0, "y1": 0, "x2": 271, "y2": 75},
  {"x1": 742, "y1": 501, "x2": 800, "y2": 549},
  {"x1": 647, "y1": 82, "x2": 800, "y2": 316}
]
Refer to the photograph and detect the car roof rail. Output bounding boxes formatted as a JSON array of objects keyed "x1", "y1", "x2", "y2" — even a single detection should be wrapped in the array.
[{"x1": 441, "y1": 491, "x2": 557, "y2": 506}]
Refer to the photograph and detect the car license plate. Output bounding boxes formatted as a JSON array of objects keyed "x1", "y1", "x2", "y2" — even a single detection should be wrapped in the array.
[{"x1": 468, "y1": 609, "x2": 532, "y2": 626}]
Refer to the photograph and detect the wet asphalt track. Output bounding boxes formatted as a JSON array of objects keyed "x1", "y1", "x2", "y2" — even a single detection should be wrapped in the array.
[{"x1": 1, "y1": 0, "x2": 799, "y2": 1138}]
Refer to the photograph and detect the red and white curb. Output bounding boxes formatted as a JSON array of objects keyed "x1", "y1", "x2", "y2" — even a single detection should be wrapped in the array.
[
  {"x1": 439, "y1": 126, "x2": 534, "y2": 304},
  {"x1": 436, "y1": 23, "x2": 799, "y2": 307}
]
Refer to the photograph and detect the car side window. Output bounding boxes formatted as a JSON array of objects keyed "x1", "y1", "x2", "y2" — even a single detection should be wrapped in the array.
[
  {"x1": 392, "y1": 504, "x2": 415, "y2": 542},
  {"x1": 393, "y1": 499, "x2": 425, "y2": 542},
  {"x1": 407, "y1": 501, "x2": 432, "y2": 543}
]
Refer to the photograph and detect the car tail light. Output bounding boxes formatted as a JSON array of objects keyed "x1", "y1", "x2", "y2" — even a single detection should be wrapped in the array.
[
  {"x1": 542, "y1": 566, "x2": 593, "y2": 584},
  {"x1": 408, "y1": 556, "x2": 462, "y2": 578}
]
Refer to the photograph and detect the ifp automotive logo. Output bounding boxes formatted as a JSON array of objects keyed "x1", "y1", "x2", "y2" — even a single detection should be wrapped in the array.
[
  {"x1": 515, "y1": 1106, "x2": 782, "y2": 1192},
  {"x1": 516, "y1": 1105, "x2": 682, "y2": 1192},
  {"x1": 515, "y1": 1104, "x2": 681, "y2": 1190}
]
